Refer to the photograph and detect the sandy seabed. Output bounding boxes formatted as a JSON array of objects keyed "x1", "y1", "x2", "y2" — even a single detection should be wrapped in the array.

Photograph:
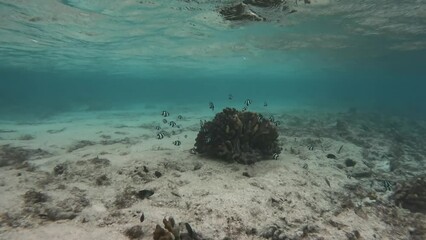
[{"x1": 0, "y1": 105, "x2": 425, "y2": 240}]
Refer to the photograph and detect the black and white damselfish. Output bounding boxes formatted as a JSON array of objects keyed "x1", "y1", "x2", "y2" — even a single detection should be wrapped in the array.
[
  {"x1": 173, "y1": 140, "x2": 181, "y2": 146},
  {"x1": 272, "y1": 153, "x2": 279, "y2": 160},
  {"x1": 157, "y1": 133, "x2": 164, "y2": 139},
  {"x1": 209, "y1": 102, "x2": 215, "y2": 111},
  {"x1": 244, "y1": 99, "x2": 252, "y2": 106},
  {"x1": 169, "y1": 121, "x2": 177, "y2": 127},
  {"x1": 162, "y1": 111, "x2": 170, "y2": 117}
]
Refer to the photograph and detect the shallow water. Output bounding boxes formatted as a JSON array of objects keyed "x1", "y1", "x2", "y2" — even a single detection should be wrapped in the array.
[
  {"x1": 1, "y1": 0, "x2": 426, "y2": 119},
  {"x1": 1, "y1": 1, "x2": 426, "y2": 240}
]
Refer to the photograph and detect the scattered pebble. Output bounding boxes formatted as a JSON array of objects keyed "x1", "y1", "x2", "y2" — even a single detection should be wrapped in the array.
[
  {"x1": 154, "y1": 171, "x2": 162, "y2": 178},
  {"x1": 326, "y1": 153, "x2": 336, "y2": 159},
  {"x1": 136, "y1": 190, "x2": 154, "y2": 200},
  {"x1": 54, "y1": 164, "x2": 67, "y2": 175},
  {"x1": 345, "y1": 158, "x2": 357, "y2": 167}
]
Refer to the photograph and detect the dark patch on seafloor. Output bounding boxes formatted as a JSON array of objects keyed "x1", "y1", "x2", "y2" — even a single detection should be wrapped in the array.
[{"x1": 0, "y1": 145, "x2": 50, "y2": 167}]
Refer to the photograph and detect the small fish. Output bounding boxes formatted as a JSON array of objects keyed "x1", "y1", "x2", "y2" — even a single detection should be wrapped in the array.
[
  {"x1": 257, "y1": 114, "x2": 264, "y2": 121},
  {"x1": 244, "y1": 99, "x2": 252, "y2": 106},
  {"x1": 242, "y1": 106, "x2": 247, "y2": 112},
  {"x1": 155, "y1": 126, "x2": 161, "y2": 130},
  {"x1": 274, "y1": 121, "x2": 281, "y2": 126},
  {"x1": 157, "y1": 133, "x2": 164, "y2": 139},
  {"x1": 177, "y1": 115, "x2": 183, "y2": 120},
  {"x1": 161, "y1": 111, "x2": 170, "y2": 117},
  {"x1": 302, "y1": 163, "x2": 308, "y2": 169},
  {"x1": 190, "y1": 147, "x2": 197, "y2": 154},
  {"x1": 272, "y1": 153, "x2": 279, "y2": 160},
  {"x1": 383, "y1": 180, "x2": 393, "y2": 191},
  {"x1": 325, "y1": 177, "x2": 331, "y2": 187},
  {"x1": 269, "y1": 116, "x2": 275, "y2": 122},
  {"x1": 308, "y1": 145, "x2": 314, "y2": 151},
  {"x1": 264, "y1": 102, "x2": 268, "y2": 107},
  {"x1": 209, "y1": 102, "x2": 214, "y2": 111},
  {"x1": 169, "y1": 121, "x2": 177, "y2": 127},
  {"x1": 173, "y1": 140, "x2": 181, "y2": 146},
  {"x1": 162, "y1": 119, "x2": 168, "y2": 124},
  {"x1": 228, "y1": 94, "x2": 233, "y2": 100}
]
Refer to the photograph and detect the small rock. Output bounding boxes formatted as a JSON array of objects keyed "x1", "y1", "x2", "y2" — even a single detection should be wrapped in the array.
[
  {"x1": 143, "y1": 166, "x2": 149, "y2": 173},
  {"x1": 326, "y1": 153, "x2": 336, "y2": 159},
  {"x1": 345, "y1": 158, "x2": 357, "y2": 167},
  {"x1": 124, "y1": 225, "x2": 144, "y2": 239},
  {"x1": 154, "y1": 171, "x2": 162, "y2": 178},
  {"x1": 136, "y1": 190, "x2": 154, "y2": 200},
  {"x1": 242, "y1": 172, "x2": 251, "y2": 178},
  {"x1": 54, "y1": 163, "x2": 66, "y2": 175}
]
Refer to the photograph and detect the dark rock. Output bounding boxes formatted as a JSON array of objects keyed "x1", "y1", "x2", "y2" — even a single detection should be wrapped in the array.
[
  {"x1": 195, "y1": 108, "x2": 281, "y2": 164},
  {"x1": 140, "y1": 213, "x2": 144, "y2": 222},
  {"x1": 143, "y1": 166, "x2": 149, "y2": 173},
  {"x1": 326, "y1": 153, "x2": 336, "y2": 159},
  {"x1": 242, "y1": 172, "x2": 251, "y2": 178},
  {"x1": 136, "y1": 190, "x2": 154, "y2": 200},
  {"x1": 54, "y1": 163, "x2": 67, "y2": 175},
  {"x1": 345, "y1": 158, "x2": 357, "y2": 167},
  {"x1": 219, "y1": 3, "x2": 265, "y2": 21},
  {"x1": 23, "y1": 190, "x2": 48, "y2": 205},
  {"x1": 154, "y1": 171, "x2": 162, "y2": 178},
  {"x1": 124, "y1": 225, "x2": 144, "y2": 239},
  {"x1": 393, "y1": 175, "x2": 426, "y2": 214}
]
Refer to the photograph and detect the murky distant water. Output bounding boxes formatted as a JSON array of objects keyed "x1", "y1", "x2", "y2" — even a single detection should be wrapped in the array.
[{"x1": 0, "y1": 0, "x2": 425, "y2": 119}]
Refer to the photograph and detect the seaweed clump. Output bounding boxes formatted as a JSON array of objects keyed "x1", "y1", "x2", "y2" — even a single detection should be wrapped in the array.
[
  {"x1": 393, "y1": 175, "x2": 426, "y2": 214},
  {"x1": 195, "y1": 108, "x2": 281, "y2": 164}
]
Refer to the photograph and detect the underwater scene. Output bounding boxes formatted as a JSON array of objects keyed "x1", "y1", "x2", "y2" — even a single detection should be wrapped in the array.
[{"x1": 1, "y1": 0, "x2": 426, "y2": 239}]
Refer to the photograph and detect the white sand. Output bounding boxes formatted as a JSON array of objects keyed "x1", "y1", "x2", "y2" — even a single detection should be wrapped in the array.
[{"x1": 0, "y1": 105, "x2": 424, "y2": 240}]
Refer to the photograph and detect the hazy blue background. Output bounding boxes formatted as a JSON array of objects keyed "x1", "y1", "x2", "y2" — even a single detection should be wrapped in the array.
[{"x1": 1, "y1": 0, "x2": 425, "y2": 119}]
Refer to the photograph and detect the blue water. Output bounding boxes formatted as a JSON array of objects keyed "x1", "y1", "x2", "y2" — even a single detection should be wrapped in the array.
[{"x1": 0, "y1": 0, "x2": 425, "y2": 119}]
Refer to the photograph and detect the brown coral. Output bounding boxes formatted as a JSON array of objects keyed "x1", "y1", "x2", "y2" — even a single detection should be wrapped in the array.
[{"x1": 195, "y1": 108, "x2": 281, "y2": 164}]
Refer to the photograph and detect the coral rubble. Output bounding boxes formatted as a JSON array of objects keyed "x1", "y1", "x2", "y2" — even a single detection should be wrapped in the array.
[
  {"x1": 153, "y1": 217, "x2": 203, "y2": 240},
  {"x1": 393, "y1": 175, "x2": 426, "y2": 214},
  {"x1": 195, "y1": 108, "x2": 281, "y2": 164}
]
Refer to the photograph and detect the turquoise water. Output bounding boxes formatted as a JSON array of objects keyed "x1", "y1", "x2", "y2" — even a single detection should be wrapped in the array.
[{"x1": 1, "y1": 0, "x2": 425, "y2": 119}]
